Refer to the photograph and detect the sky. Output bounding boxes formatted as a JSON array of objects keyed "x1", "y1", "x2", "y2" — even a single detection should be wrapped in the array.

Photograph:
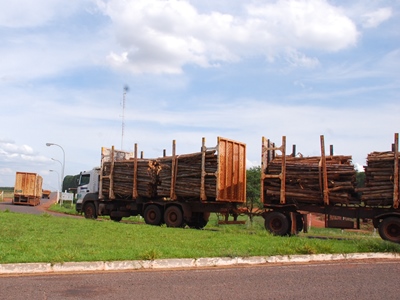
[{"x1": 0, "y1": 0, "x2": 399, "y2": 190}]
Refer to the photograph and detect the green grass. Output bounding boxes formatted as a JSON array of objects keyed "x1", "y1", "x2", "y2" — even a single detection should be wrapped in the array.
[
  {"x1": 49, "y1": 203, "x2": 80, "y2": 215},
  {"x1": 0, "y1": 210, "x2": 399, "y2": 264}
]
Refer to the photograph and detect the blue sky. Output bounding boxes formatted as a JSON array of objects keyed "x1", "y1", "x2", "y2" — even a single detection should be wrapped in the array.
[{"x1": 0, "y1": 0, "x2": 399, "y2": 190}]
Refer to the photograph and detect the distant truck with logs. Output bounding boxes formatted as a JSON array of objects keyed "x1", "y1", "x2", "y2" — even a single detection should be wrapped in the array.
[
  {"x1": 76, "y1": 137, "x2": 246, "y2": 229},
  {"x1": 13, "y1": 172, "x2": 43, "y2": 206},
  {"x1": 76, "y1": 134, "x2": 400, "y2": 243},
  {"x1": 261, "y1": 133, "x2": 400, "y2": 243},
  {"x1": 42, "y1": 189, "x2": 51, "y2": 199}
]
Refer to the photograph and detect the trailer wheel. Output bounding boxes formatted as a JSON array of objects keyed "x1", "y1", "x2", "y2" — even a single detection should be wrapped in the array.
[
  {"x1": 187, "y1": 212, "x2": 209, "y2": 229},
  {"x1": 265, "y1": 212, "x2": 290, "y2": 236},
  {"x1": 110, "y1": 216, "x2": 122, "y2": 222},
  {"x1": 378, "y1": 217, "x2": 400, "y2": 243},
  {"x1": 84, "y1": 203, "x2": 97, "y2": 219},
  {"x1": 296, "y1": 214, "x2": 304, "y2": 233},
  {"x1": 144, "y1": 205, "x2": 163, "y2": 226},
  {"x1": 164, "y1": 206, "x2": 184, "y2": 227}
]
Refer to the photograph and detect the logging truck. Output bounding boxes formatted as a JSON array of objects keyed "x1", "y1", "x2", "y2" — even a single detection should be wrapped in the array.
[
  {"x1": 76, "y1": 137, "x2": 246, "y2": 228},
  {"x1": 76, "y1": 133, "x2": 400, "y2": 243},
  {"x1": 261, "y1": 133, "x2": 400, "y2": 243}
]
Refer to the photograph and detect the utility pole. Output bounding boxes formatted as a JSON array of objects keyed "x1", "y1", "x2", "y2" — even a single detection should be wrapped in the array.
[{"x1": 121, "y1": 85, "x2": 129, "y2": 150}]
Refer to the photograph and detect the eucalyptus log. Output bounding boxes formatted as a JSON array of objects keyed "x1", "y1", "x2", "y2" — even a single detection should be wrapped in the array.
[
  {"x1": 263, "y1": 155, "x2": 358, "y2": 205},
  {"x1": 157, "y1": 150, "x2": 218, "y2": 198},
  {"x1": 358, "y1": 151, "x2": 399, "y2": 206}
]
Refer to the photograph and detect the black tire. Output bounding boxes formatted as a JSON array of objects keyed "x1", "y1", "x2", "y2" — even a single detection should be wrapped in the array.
[
  {"x1": 164, "y1": 206, "x2": 184, "y2": 228},
  {"x1": 378, "y1": 217, "x2": 400, "y2": 243},
  {"x1": 84, "y1": 202, "x2": 97, "y2": 219},
  {"x1": 110, "y1": 216, "x2": 122, "y2": 222},
  {"x1": 187, "y1": 212, "x2": 209, "y2": 229},
  {"x1": 264, "y1": 211, "x2": 290, "y2": 236},
  {"x1": 296, "y1": 213, "x2": 304, "y2": 233},
  {"x1": 144, "y1": 205, "x2": 163, "y2": 226}
]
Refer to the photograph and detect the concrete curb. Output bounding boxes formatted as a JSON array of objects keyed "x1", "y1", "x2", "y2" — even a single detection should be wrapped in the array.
[{"x1": 1, "y1": 253, "x2": 398, "y2": 275}]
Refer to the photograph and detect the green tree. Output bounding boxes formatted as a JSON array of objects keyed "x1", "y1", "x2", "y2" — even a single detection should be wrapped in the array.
[
  {"x1": 246, "y1": 166, "x2": 261, "y2": 223},
  {"x1": 62, "y1": 175, "x2": 79, "y2": 193},
  {"x1": 356, "y1": 171, "x2": 366, "y2": 188}
]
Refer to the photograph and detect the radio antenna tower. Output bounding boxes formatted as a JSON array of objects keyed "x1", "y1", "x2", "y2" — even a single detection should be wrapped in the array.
[{"x1": 121, "y1": 85, "x2": 129, "y2": 150}]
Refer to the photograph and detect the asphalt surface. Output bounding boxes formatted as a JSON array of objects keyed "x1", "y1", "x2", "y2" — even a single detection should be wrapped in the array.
[
  {"x1": 1, "y1": 260, "x2": 400, "y2": 300},
  {"x1": 0, "y1": 193, "x2": 75, "y2": 217}
]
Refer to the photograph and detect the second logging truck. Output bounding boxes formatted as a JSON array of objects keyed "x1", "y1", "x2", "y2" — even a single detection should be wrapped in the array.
[{"x1": 261, "y1": 133, "x2": 400, "y2": 243}]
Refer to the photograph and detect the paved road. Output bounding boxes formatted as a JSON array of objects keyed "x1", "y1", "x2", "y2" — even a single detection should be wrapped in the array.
[
  {"x1": 0, "y1": 198, "x2": 49, "y2": 215},
  {"x1": 0, "y1": 194, "x2": 76, "y2": 217},
  {"x1": 0, "y1": 260, "x2": 399, "y2": 300}
]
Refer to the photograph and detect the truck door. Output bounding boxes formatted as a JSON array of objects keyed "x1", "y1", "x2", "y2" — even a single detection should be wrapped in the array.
[{"x1": 76, "y1": 170, "x2": 99, "y2": 208}]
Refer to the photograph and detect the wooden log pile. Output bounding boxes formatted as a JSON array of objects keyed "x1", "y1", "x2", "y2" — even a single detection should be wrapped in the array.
[
  {"x1": 157, "y1": 150, "x2": 218, "y2": 199},
  {"x1": 358, "y1": 151, "x2": 398, "y2": 206},
  {"x1": 264, "y1": 155, "x2": 358, "y2": 205},
  {"x1": 100, "y1": 150, "x2": 219, "y2": 200},
  {"x1": 101, "y1": 159, "x2": 159, "y2": 199}
]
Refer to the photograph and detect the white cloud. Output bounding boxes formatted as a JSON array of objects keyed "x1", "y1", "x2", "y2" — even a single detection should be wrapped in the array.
[
  {"x1": 101, "y1": 0, "x2": 214, "y2": 74},
  {"x1": 0, "y1": 0, "x2": 362, "y2": 80},
  {"x1": 0, "y1": 141, "x2": 34, "y2": 156},
  {"x1": 100, "y1": 0, "x2": 358, "y2": 74},
  {"x1": 361, "y1": 7, "x2": 392, "y2": 28},
  {"x1": 0, "y1": 140, "x2": 52, "y2": 186},
  {"x1": 245, "y1": 0, "x2": 358, "y2": 51},
  {"x1": 285, "y1": 49, "x2": 320, "y2": 68},
  {"x1": 0, "y1": 0, "x2": 85, "y2": 28},
  {"x1": 0, "y1": 141, "x2": 50, "y2": 165}
]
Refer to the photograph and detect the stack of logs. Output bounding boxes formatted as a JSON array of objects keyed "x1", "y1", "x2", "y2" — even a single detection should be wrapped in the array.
[
  {"x1": 101, "y1": 159, "x2": 159, "y2": 199},
  {"x1": 264, "y1": 155, "x2": 358, "y2": 205},
  {"x1": 157, "y1": 150, "x2": 218, "y2": 199},
  {"x1": 101, "y1": 150, "x2": 218, "y2": 200},
  {"x1": 358, "y1": 151, "x2": 399, "y2": 206}
]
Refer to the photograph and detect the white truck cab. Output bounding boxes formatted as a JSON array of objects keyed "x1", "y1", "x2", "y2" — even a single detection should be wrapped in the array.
[{"x1": 75, "y1": 167, "x2": 100, "y2": 213}]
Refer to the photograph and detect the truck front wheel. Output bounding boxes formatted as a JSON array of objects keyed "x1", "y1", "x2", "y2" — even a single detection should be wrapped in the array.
[
  {"x1": 378, "y1": 217, "x2": 400, "y2": 243},
  {"x1": 84, "y1": 203, "x2": 97, "y2": 219},
  {"x1": 264, "y1": 211, "x2": 290, "y2": 236}
]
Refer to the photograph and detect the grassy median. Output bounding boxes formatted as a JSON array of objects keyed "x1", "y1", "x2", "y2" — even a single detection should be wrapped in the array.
[{"x1": 0, "y1": 210, "x2": 399, "y2": 264}]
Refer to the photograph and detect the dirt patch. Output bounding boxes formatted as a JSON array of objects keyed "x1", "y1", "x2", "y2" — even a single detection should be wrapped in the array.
[
  {"x1": 307, "y1": 213, "x2": 325, "y2": 228},
  {"x1": 37, "y1": 198, "x2": 57, "y2": 211}
]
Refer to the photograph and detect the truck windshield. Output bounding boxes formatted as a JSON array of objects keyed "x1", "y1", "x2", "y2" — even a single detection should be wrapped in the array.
[{"x1": 79, "y1": 174, "x2": 90, "y2": 186}]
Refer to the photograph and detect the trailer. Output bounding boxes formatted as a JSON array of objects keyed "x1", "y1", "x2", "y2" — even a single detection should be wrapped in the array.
[
  {"x1": 261, "y1": 133, "x2": 400, "y2": 243},
  {"x1": 76, "y1": 137, "x2": 246, "y2": 228},
  {"x1": 13, "y1": 172, "x2": 43, "y2": 206}
]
